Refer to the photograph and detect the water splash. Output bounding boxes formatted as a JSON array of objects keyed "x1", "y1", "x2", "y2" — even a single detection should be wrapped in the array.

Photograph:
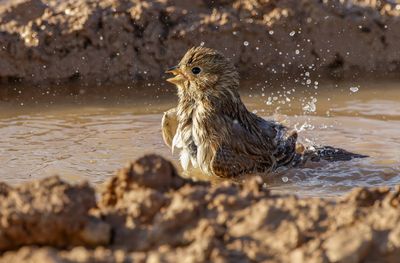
[
  {"x1": 294, "y1": 122, "x2": 315, "y2": 133},
  {"x1": 302, "y1": 98, "x2": 317, "y2": 113}
]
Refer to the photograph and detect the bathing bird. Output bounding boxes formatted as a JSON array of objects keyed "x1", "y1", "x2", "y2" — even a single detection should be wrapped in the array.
[{"x1": 162, "y1": 46, "x2": 366, "y2": 179}]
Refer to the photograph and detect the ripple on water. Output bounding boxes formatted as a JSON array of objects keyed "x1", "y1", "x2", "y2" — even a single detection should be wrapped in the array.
[
  {"x1": 1, "y1": 110, "x2": 399, "y2": 197},
  {"x1": 1, "y1": 81, "x2": 400, "y2": 197}
]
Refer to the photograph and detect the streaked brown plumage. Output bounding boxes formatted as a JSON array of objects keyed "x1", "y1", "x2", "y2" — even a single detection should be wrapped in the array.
[{"x1": 162, "y1": 46, "x2": 366, "y2": 179}]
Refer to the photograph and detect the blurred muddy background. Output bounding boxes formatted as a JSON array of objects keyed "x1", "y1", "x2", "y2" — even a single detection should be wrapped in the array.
[{"x1": 1, "y1": 0, "x2": 400, "y2": 85}]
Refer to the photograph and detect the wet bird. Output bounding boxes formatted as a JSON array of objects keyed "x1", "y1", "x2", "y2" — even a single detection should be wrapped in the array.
[{"x1": 162, "y1": 46, "x2": 366, "y2": 179}]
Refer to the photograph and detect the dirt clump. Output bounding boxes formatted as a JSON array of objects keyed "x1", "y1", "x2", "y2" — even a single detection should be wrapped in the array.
[
  {"x1": 0, "y1": 154, "x2": 400, "y2": 262},
  {"x1": 0, "y1": 176, "x2": 110, "y2": 251}
]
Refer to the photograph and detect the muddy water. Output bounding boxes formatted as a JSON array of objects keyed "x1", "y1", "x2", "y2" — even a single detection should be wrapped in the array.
[{"x1": 0, "y1": 79, "x2": 399, "y2": 196}]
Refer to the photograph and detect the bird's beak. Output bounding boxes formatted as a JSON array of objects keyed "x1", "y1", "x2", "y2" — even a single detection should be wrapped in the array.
[
  {"x1": 166, "y1": 65, "x2": 179, "y2": 74},
  {"x1": 166, "y1": 65, "x2": 185, "y2": 85}
]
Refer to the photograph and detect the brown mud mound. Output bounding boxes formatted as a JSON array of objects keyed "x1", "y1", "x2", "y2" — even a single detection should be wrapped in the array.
[
  {"x1": 1, "y1": 0, "x2": 400, "y2": 85},
  {"x1": 0, "y1": 177, "x2": 110, "y2": 251},
  {"x1": 0, "y1": 154, "x2": 400, "y2": 262}
]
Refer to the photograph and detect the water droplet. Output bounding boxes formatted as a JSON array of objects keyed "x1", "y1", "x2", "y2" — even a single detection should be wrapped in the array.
[
  {"x1": 303, "y1": 98, "x2": 317, "y2": 113},
  {"x1": 350, "y1": 86, "x2": 359, "y2": 93},
  {"x1": 200, "y1": 41, "x2": 205, "y2": 46},
  {"x1": 289, "y1": 31, "x2": 296, "y2": 36},
  {"x1": 269, "y1": 30, "x2": 274, "y2": 35},
  {"x1": 295, "y1": 49, "x2": 300, "y2": 54},
  {"x1": 243, "y1": 41, "x2": 249, "y2": 46},
  {"x1": 282, "y1": 177, "x2": 288, "y2": 183}
]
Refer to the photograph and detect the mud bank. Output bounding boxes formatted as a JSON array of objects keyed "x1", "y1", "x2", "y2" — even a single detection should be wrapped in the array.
[
  {"x1": 0, "y1": 0, "x2": 400, "y2": 85},
  {"x1": 0, "y1": 154, "x2": 399, "y2": 262}
]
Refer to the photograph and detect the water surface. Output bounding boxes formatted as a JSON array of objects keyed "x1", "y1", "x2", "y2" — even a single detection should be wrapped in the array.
[{"x1": 1, "y1": 79, "x2": 399, "y2": 196}]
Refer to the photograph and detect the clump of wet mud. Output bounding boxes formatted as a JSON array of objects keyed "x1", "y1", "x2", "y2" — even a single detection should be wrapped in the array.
[
  {"x1": 0, "y1": 154, "x2": 400, "y2": 262},
  {"x1": 1, "y1": 0, "x2": 400, "y2": 85},
  {"x1": 0, "y1": 177, "x2": 110, "y2": 251}
]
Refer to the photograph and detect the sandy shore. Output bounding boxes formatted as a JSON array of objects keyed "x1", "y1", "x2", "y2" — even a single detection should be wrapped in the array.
[
  {"x1": 0, "y1": 154, "x2": 399, "y2": 262},
  {"x1": 1, "y1": 0, "x2": 400, "y2": 85}
]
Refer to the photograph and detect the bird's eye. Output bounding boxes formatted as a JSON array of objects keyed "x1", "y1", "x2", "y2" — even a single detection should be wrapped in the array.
[{"x1": 191, "y1": 67, "x2": 201, "y2": 74}]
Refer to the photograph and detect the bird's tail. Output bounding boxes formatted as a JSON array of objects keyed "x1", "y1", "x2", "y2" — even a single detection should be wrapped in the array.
[{"x1": 299, "y1": 145, "x2": 368, "y2": 163}]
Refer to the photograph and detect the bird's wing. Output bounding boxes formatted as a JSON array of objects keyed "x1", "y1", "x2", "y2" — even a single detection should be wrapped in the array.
[
  {"x1": 210, "y1": 116, "x2": 297, "y2": 178},
  {"x1": 161, "y1": 107, "x2": 178, "y2": 149},
  {"x1": 210, "y1": 118, "x2": 276, "y2": 178},
  {"x1": 211, "y1": 145, "x2": 272, "y2": 178},
  {"x1": 261, "y1": 118, "x2": 298, "y2": 167}
]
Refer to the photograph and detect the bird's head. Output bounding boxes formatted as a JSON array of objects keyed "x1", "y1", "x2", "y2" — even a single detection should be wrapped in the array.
[{"x1": 166, "y1": 46, "x2": 239, "y2": 96}]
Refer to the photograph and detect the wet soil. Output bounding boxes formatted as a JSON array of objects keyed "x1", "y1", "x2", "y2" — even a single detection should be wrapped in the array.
[{"x1": 1, "y1": 0, "x2": 400, "y2": 85}]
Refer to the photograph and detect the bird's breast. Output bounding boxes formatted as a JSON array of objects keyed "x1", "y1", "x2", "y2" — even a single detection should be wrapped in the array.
[{"x1": 192, "y1": 104, "x2": 210, "y2": 144}]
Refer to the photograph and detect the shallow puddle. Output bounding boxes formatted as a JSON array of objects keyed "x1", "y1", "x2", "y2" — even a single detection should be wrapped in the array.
[{"x1": 0, "y1": 78, "x2": 399, "y2": 196}]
